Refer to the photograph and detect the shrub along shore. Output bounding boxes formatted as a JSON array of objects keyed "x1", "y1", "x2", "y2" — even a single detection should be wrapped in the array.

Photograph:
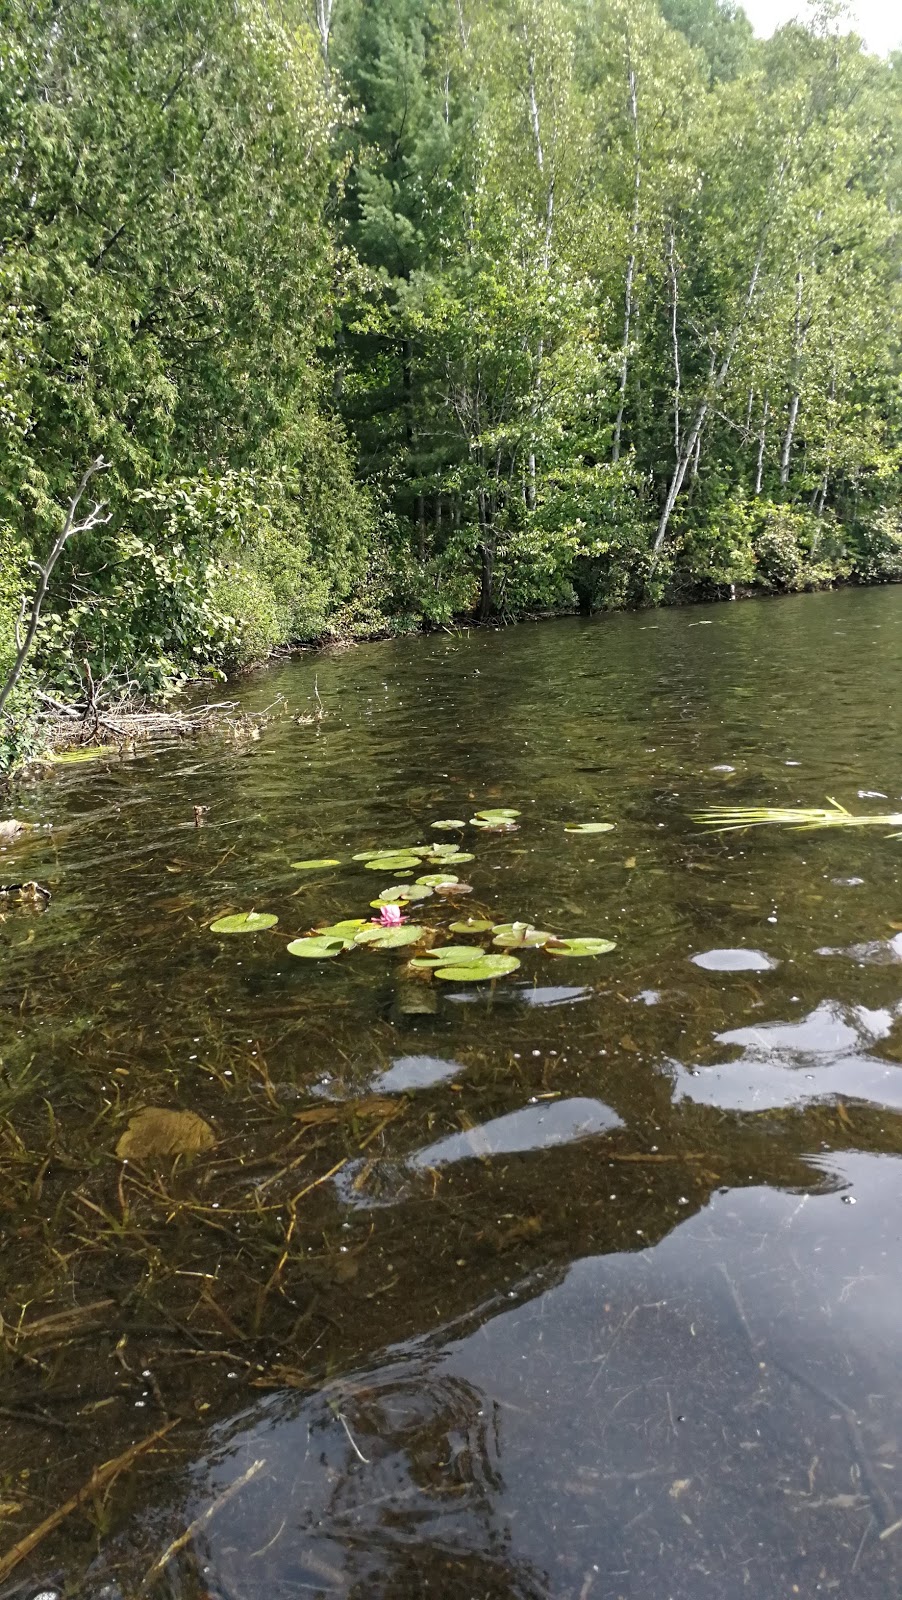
[{"x1": 1, "y1": 0, "x2": 899, "y2": 769}]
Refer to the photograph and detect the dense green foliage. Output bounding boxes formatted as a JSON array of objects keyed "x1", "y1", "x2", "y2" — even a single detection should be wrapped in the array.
[{"x1": 0, "y1": 0, "x2": 899, "y2": 728}]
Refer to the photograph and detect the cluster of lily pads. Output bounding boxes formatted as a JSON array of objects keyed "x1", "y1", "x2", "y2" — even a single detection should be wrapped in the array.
[{"x1": 209, "y1": 809, "x2": 617, "y2": 983}]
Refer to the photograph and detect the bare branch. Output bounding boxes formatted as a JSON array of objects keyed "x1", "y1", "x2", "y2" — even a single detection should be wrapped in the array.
[{"x1": 0, "y1": 457, "x2": 111, "y2": 717}]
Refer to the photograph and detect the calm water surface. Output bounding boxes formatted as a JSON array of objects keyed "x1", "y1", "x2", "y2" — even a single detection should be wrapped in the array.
[{"x1": 3, "y1": 588, "x2": 902, "y2": 1598}]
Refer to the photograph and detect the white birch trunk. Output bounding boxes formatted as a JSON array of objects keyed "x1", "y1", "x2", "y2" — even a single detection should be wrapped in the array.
[
  {"x1": 612, "y1": 63, "x2": 640, "y2": 465},
  {"x1": 651, "y1": 232, "x2": 768, "y2": 562}
]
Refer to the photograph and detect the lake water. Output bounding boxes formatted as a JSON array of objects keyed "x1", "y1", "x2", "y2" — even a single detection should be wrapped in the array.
[{"x1": 3, "y1": 587, "x2": 902, "y2": 1598}]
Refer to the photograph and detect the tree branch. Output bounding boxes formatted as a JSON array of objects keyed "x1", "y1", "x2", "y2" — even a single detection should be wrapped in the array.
[{"x1": 0, "y1": 458, "x2": 111, "y2": 717}]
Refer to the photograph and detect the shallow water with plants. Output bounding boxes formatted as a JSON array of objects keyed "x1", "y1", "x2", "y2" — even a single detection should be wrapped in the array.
[{"x1": 4, "y1": 587, "x2": 902, "y2": 1599}]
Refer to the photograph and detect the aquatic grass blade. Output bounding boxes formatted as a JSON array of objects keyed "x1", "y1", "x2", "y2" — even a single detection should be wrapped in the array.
[{"x1": 692, "y1": 799, "x2": 902, "y2": 835}]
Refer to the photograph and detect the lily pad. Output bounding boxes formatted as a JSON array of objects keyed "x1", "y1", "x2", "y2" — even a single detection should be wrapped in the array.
[
  {"x1": 354, "y1": 923, "x2": 424, "y2": 950},
  {"x1": 545, "y1": 937, "x2": 616, "y2": 957},
  {"x1": 433, "y1": 953, "x2": 522, "y2": 982},
  {"x1": 417, "y1": 872, "x2": 459, "y2": 887},
  {"x1": 431, "y1": 819, "x2": 466, "y2": 830},
  {"x1": 352, "y1": 847, "x2": 422, "y2": 862},
  {"x1": 427, "y1": 842, "x2": 465, "y2": 858},
  {"x1": 492, "y1": 922, "x2": 555, "y2": 949},
  {"x1": 364, "y1": 854, "x2": 422, "y2": 871},
  {"x1": 210, "y1": 911, "x2": 278, "y2": 935},
  {"x1": 434, "y1": 881, "x2": 473, "y2": 896},
  {"x1": 286, "y1": 935, "x2": 347, "y2": 959},
  {"x1": 290, "y1": 858, "x2": 341, "y2": 869},
  {"x1": 116, "y1": 1108, "x2": 215, "y2": 1161},
  {"x1": 470, "y1": 818, "x2": 517, "y2": 830},
  {"x1": 564, "y1": 823, "x2": 615, "y2": 834},
  {"x1": 378, "y1": 883, "x2": 433, "y2": 902},
  {"x1": 475, "y1": 808, "x2": 520, "y2": 821},
  {"x1": 410, "y1": 945, "x2": 486, "y2": 966},
  {"x1": 428, "y1": 851, "x2": 474, "y2": 864},
  {"x1": 316, "y1": 919, "x2": 367, "y2": 937},
  {"x1": 450, "y1": 918, "x2": 494, "y2": 933}
]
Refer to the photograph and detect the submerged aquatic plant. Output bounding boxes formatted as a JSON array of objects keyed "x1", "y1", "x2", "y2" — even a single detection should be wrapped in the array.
[{"x1": 692, "y1": 797, "x2": 902, "y2": 835}]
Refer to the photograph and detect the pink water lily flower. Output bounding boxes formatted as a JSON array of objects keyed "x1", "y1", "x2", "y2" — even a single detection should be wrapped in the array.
[{"x1": 373, "y1": 903, "x2": 407, "y2": 927}]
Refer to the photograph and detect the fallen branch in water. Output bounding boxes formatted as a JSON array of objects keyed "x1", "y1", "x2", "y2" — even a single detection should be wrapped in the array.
[
  {"x1": 140, "y1": 1456, "x2": 265, "y2": 1590},
  {"x1": 0, "y1": 1418, "x2": 179, "y2": 1584}
]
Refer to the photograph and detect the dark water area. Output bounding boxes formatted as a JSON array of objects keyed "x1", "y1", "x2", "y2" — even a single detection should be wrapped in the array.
[{"x1": 3, "y1": 587, "x2": 902, "y2": 1598}]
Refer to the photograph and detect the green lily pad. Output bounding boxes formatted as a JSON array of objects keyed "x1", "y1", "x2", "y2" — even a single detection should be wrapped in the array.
[
  {"x1": 545, "y1": 936, "x2": 616, "y2": 957},
  {"x1": 411, "y1": 945, "x2": 486, "y2": 966},
  {"x1": 290, "y1": 858, "x2": 341, "y2": 869},
  {"x1": 377, "y1": 883, "x2": 433, "y2": 902},
  {"x1": 354, "y1": 923, "x2": 424, "y2": 950},
  {"x1": 316, "y1": 919, "x2": 367, "y2": 936},
  {"x1": 352, "y1": 847, "x2": 423, "y2": 863},
  {"x1": 364, "y1": 854, "x2": 422, "y2": 871},
  {"x1": 449, "y1": 918, "x2": 494, "y2": 934},
  {"x1": 417, "y1": 872, "x2": 459, "y2": 887},
  {"x1": 433, "y1": 953, "x2": 521, "y2": 982},
  {"x1": 427, "y1": 851, "x2": 474, "y2": 864},
  {"x1": 286, "y1": 935, "x2": 347, "y2": 959},
  {"x1": 492, "y1": 922, "x2": 555, "y2": 949},
  {"x1": 474, "y1": 808, "x2": 520, "y2": 821},
  {"x1": 210, "y1": 911, "x2": 278, "y2": 935},
  {"x1": 564, "y1": 823, "x2": 615, "y2": 834},
  {"x1": 431, "y1": 819, "x2": 466, "y2": 830},
  {"x1": 433, "y1": 881, "x2": 472, "y2": 895},
  {"x1": 427, "y1": 842, "x2": 464, "y2": 857}
]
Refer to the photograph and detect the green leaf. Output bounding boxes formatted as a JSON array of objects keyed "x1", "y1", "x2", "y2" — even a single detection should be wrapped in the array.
[
  {"x1": 354, "y1": 923, "x2": 424, "y2": 949},
  {"x1": 410, "y1": 944, "x2": 486, "y2": 965},
  {"x1": 210, "y1": 911, "x2": 278, "y2": 934},
  {"x1": 377, "y1": 883, "x2": 433, "y2": 901},
  {"x1": 290, "y1": 858, "x2": 341, "y2": 869},
  {"x1": 492, "y1": 922, "x2": 555, "y2": 948},
  {"x1": 449, "y1": 918, "x2": 494, "y2": 933},
  {"x1": 474, "y1": 808, "x2": 520, "y2": 821},
  {"x1": 316, "y1": 919, "x2": 367, "y2": 936},
  {"x1": 416, "y1": 872, "x2": 459, "y2": 886},
  {"x1": 544, "y1": 937, "x2": 616, "y2": 957},
  {"x1": 364, "y1": 853, "x2": 422, "y2": 871},
  {"x1": 431, "y1": 819, "x2": 466, "y2": 830},
  {"x1": 286, "y1": 935, "x2": 348, "y2": 959},
  {"x1": 433, "y1": 954, "x2": 522, "y2": 981},
  {"x1": 427, "y1": 851, "x2": 474, "y2": 864},
  {"x1": 564, "y1": 823, "x2": 615, "y2": 834}
]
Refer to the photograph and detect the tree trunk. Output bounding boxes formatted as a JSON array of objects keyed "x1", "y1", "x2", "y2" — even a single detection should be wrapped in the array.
[
  {"x1": 780, "y1": 269, "x2": 805, "y2": 488},
  {"x1": 668, "y1": 221, "x2": 681, "y2": 459},
  {"x1": 754, "y1": 395, "x2": 769, "y2": 495},
  {"x1": 651, "y1": 228, "x2": 768, "y2": 564},
  {"x1": 613, "y1": 63, "x2": 640, "y2": 465},
  {"x1": 477, "y1": 488, "x2": 493, "y2": 621}
]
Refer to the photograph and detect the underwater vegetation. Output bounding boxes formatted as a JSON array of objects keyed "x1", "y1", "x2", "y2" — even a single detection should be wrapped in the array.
[{"x1": 693, "y1": 797, "x2": 902, "y2": 836}]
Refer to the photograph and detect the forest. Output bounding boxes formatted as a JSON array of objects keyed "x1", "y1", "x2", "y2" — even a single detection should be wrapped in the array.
[{"x1": 0, "y1": 0, "x2": 899, "y2": 756}]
